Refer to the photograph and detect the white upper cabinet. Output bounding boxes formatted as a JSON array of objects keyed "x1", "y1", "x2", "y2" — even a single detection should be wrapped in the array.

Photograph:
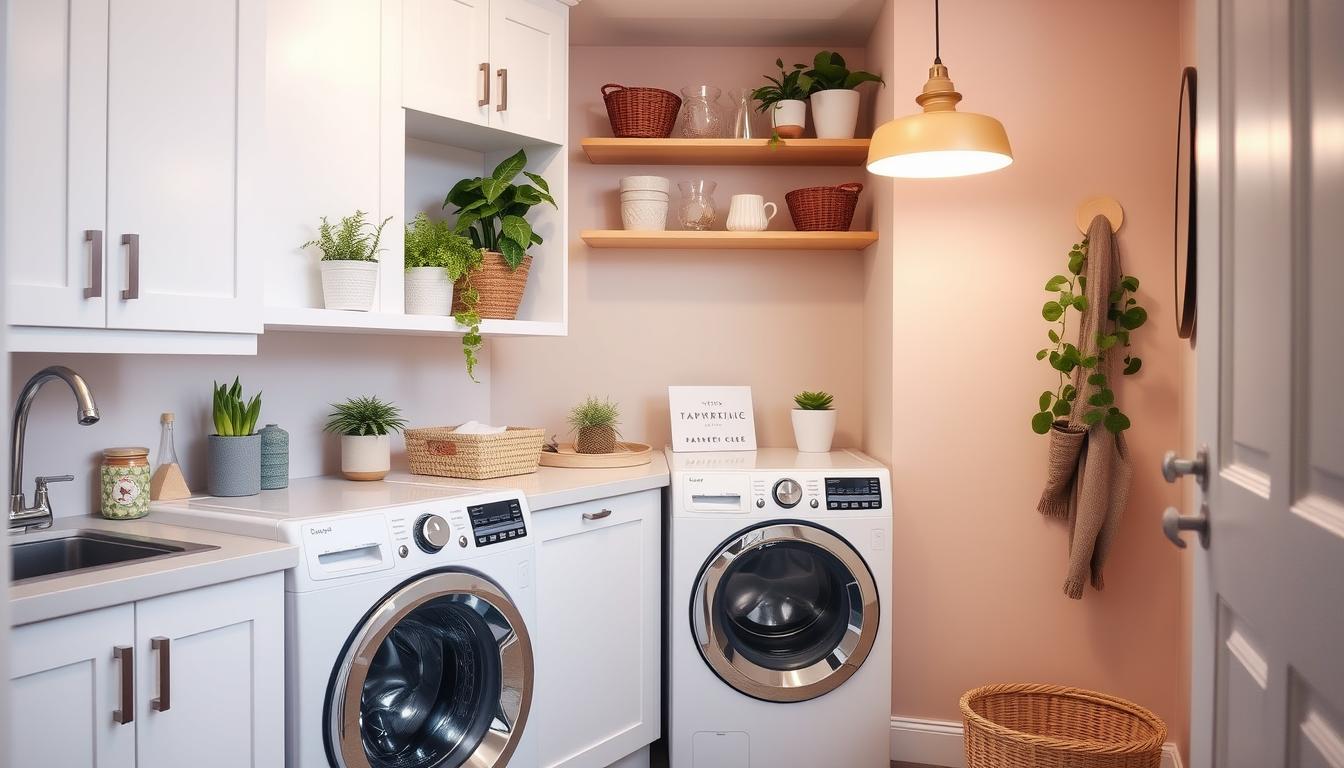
[
  {"x1": 403, "y1": 0, "x2": 492, "y2": 126},
  {"x1": 489, "y1": 0, "x2": 567, "y2": 145}
]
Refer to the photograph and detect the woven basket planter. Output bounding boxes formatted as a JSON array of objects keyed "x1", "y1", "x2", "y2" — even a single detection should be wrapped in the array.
[
  {"x1": 575, "y1": 426, "x2": 617, "y2": 454},
  {"x1": 453, "y1": 252, "x2": 531, "y2": 320},
  {"x1": 602, "y1": 83, "x2": 681, "y2": 138},
  {"x1": 961, "y1": 683, "x2": 1167, "y2": 768},
  {"x1": 785, "y1": 183, "x2": 863, "y2": 231},
  {"x1": 405, "y1": 426, "x2": 545, "y2": 480}
]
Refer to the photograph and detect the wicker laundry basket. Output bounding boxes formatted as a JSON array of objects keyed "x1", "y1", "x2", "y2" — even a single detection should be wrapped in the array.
[
  {"x1": 602, "y1": 83, "x2": 681, "y2": 138},
  {"x1": 785, "y1": 183, "x2": 862, "y2": 231},
  {"x1": 405, "y1": 426, "x2": 545, "y2": 480},
  {"x1": 960, "y1": 683, "x2": 1167, "y2": 768}
]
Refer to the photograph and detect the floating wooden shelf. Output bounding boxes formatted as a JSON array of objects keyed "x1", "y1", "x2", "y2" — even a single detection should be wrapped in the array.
[
  {"x1": 581, "y1": 138, "x2": 870, "y2": 166},
  {"x1": 263, "y1": 307, "x2": 566, "y2": 337},
  {"x1": 580, "y1": 230, "x2": 877, "y2": 251}
]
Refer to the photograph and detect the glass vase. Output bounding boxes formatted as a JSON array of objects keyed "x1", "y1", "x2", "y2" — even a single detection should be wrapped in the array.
[
  {"x1": 678, "y1": 180, "x2": 718, "y2": 231},
  {"x1": 679, "y1": 86, "x2": 723, "y2": 139}
]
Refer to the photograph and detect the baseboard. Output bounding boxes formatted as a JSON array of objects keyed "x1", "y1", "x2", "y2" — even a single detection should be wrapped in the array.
[{"x1": 891, "y1": 716, "x2": 1184, "y2": 768}]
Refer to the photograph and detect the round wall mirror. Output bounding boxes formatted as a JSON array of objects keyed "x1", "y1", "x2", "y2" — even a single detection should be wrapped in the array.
[{"x1": 1174, "y1": 67, "x2": 1197, "y2": 340}]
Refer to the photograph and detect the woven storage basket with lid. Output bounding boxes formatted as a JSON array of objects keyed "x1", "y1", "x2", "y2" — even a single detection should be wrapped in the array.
[
  {"x1": 960, "y1": 683, "x2": 1167, "y2": 768},
  {"x1": 785, "y1": 183, "x2": 862, "y2": 231},
  {"x1": 602, "y1": 84, "x2": 681, "y2": 138},
  {"x1": 405, "y1": 426, "x2": 544, "y2": 480}
]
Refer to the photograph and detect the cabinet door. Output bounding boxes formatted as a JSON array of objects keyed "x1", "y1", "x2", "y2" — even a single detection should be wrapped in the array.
[
  {"x1": 3, "y1": 0, "x2": 108, "y2": 328},
  {"x1": 534, "y1": 491, "x2": 661, "y2": 768},
  {"x1": 9, "y1": 605, "x2": 137, "y2": 768},
  {"x1": 488, "y1": 0, "x2": 567, "y2": 144},
  {"x1": 403, "y1": 0, "x2": 491, "y2": 125},
  {"x1": 103, "y1": 0, "x2": 263, "y2": 333},
  {"x1": 134, "y1": 573, "x2": 284, "y2": 768}
]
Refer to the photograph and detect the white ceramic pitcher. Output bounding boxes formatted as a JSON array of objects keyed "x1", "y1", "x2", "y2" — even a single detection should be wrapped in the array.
[{"x1": 725, "y1": 194, "x2": 778, "y2": 232}]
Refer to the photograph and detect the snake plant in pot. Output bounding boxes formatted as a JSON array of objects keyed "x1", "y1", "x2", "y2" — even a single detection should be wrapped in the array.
[
  {"x1": 208, "y1": 377, "x2": 263, "y2": 497},
  {"x1": 443, "y1": 148, "x2": 556, "y2": 320},
  {"x1": 324, "y1": 396, "x2": 408, "y2": 481},
  {"x1": 791, "y1": 390, "x2": 836, "y2": 453},
  {"x1": 302, "y1": 210, "x2": 392, "y2": 311}
]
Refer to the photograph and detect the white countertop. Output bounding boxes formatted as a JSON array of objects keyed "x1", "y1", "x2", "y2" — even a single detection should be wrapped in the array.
[{"x1": 9, "y1": 515, "x2": 298, "y2": 626}]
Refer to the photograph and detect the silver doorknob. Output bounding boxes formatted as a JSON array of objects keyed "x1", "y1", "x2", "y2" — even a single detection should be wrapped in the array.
[
  {"x1": 1162, "y1": 445, "x2": 1208, "y2": 488},
  {"x1": 1162, "y1": 505, "x2": 1210, "y2": 549}
]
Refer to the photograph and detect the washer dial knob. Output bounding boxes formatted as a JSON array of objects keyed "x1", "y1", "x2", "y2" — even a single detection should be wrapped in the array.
[
  {"x1": 414, "y1": 514, "x2": 451, "y2": 553},
  {"x1": 773, "y1": 479, "x2": 803, "y2": 508}
]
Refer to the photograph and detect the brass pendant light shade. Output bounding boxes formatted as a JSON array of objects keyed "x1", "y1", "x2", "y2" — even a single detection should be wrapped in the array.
[{"x1": 866, "y1": 3, "x2": 1013, "y2": 178}]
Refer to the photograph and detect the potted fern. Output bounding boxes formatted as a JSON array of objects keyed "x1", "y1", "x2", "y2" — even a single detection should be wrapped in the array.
[
  {"x1": 805, "y1": 51, "x2": 883, "y2": 139},
  {"x1": 568, "y1": 396, "x2": 621, "y2": 454},
  {"x1": 791, "y1": 390, "x2": 836, "y2": 453},
  {"x1": 752, "y1": 58, "x2": 812, "y2": 139},
  {"x1": 404, "y1": 212, "x2": 486, "y2": 380},
  {"x1": 443, "y1": 148, "x2": 556, "y2": 320},
  {"x1": 302, "y1": 210, "x2": 392, "y2": 311},
  {"x1": 324, "y1": 396, "x2": 408, "y2": 481},
  {"x1": 208, "y1": 377, "x2": 263, "y2": 497}
]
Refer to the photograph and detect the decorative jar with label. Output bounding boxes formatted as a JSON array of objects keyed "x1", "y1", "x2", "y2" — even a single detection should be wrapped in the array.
[{"x1": 101, "y1": 447, "x2": 151, "y2": 519}]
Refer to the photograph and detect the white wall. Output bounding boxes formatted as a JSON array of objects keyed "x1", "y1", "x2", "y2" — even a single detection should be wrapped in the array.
[{"x1": 9, "y1": 332, "x2": 492, "y2": 517}]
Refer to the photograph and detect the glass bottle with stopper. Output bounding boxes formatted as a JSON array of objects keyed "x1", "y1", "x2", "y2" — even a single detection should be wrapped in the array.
[{"x1": 150, "y1": 412, "x2": 192, "y2": 501}]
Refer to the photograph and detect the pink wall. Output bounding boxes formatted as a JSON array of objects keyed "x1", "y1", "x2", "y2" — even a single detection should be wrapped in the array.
[{"x1": 867, "y1": 0, "x2": 1188, "y2": 744}]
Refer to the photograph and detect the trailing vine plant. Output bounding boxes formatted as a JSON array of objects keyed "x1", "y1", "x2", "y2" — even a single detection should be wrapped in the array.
[{"x1": 1031, "y1": 236, "x2": 1147, "y2": 435}]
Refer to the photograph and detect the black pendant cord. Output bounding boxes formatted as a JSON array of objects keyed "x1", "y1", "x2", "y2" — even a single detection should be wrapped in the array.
[{"x1": 934, "y1": 0, "x2": 942, "y2": 64}]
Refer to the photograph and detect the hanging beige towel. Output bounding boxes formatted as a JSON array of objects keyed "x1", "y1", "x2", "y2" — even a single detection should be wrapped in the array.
[{"x1": 1037, "y1": 214, "x2": 1133, "y2": 599}]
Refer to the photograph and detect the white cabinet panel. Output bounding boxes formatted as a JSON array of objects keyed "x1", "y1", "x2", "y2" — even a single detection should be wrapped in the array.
[
  {"x1": 488, "y1": 0, "x2": 567, "y2": 144},
  {"x1": 403, "y1": 0, "x2": 491, "y2": 125},
  {"x1": 9, "y1": 604, "x2": 137, "y2": 768},
  {"x1": 4, "y1": 0, "x2": 108, "y2": 328}
]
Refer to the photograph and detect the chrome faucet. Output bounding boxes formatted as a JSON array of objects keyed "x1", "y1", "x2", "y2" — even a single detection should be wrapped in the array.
[{"x1": 9, "y1": 366, "x2": 100, "y2": 531}]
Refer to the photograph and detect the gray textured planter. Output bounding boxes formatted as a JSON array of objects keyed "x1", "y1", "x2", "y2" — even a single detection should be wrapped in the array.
[{"x1": 207, "y1": 434, "x2": 261, "y2": 497}]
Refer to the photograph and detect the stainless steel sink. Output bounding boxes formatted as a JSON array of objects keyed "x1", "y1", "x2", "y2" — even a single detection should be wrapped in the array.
[{"x1": 10, "y1": 530, "x2": 217, "y2": 585}]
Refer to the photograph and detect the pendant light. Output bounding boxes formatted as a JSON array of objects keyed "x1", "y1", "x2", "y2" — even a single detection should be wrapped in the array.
[{"x1": 866, "y1": 0, "x2": 1012, "y2": 178}]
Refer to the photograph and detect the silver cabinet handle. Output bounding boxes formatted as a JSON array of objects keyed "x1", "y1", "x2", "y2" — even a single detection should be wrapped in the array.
[
  {"x1": 120, "y1": 234, "x2": 140, "y2": 300},
  {"x1": 113, "y1": 645, "x2": 134, "y2": 725},
  {"x1": 1163, "y1": 505, "x2": 1210, "y2": 549},
  {"x1": 151, "y1": 636, "x2": 171, "y2": 712},
  {"x1": 83, "y1": 230, "x2": 104, "y2": 299},
  {"x1": 1162, "y1": 445, "x2": 1208, "y2": 489},
  {"x1": 478, "y1": 62, "x2": 490, "y2": 107},
  {"x1": 496, "y1": 68, "x2": 508, "y2": 112},
  {"x1": 582, "y1": 508, "x2": 612, "y2": 521}
]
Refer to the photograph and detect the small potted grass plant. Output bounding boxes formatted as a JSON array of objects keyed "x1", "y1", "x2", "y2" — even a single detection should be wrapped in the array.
[
  {"x1": 805, "y1": 51, "x2": 883, "y2": 139},
  {"x1": 302, "y1": 210, "x2": 392, "y2": 311},
  {"x1": 324, "y1": 396, "x2": 408, "y2": 481},
  {"x1": 208, "y1": 377, "x2": 263, "y2": 497},
  {"x1": 568, "y1": 396, "x2": 621, "y2": 454},
  {"x1": 791, "y1": 390, "x2": 836, "y2": 453},
  {"x1": 752, "y1": 58, "x2": 812, "y2": 139}
]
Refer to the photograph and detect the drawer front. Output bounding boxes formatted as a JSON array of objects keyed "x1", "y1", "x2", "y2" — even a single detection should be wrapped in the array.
[{"x1": 532, "y1": 490, "x2": 658, "y2": 542}]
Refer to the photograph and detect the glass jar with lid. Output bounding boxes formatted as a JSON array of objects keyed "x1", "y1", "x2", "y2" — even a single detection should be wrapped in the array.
[{"x1": 101, "y1": 447, "x2": 151, "y2": 519}]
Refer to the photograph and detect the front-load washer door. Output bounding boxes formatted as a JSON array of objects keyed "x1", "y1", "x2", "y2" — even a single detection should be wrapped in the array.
[
  {"x1": 691, "y1": 521, "x2": 879, "y2": 703},
  {"x1": 326, "y1": 569, "x2": 533, "y2": 768}
]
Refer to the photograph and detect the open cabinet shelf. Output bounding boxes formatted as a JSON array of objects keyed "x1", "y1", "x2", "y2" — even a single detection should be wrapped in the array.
[
  {"x1": 581, "y1": 138, "x2": 871, "y2": 166},
  {"x1": 580, "y1": 230, "x2": 877, "y2": 251},
  {"x1": 263, "y1": 307, "x2": 566, "y2": 338}
]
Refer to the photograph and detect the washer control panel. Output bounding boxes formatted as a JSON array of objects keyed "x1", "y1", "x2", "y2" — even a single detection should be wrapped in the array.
[
  {"x1": 824, "y1": 477, "x2": 884, "y2": 510},
  {"x1": 468, "y1": 497, "x2": 528, "y2": 547},
  {"x1": 772, "y1": 478, "x2": 803, "y2": 508}
]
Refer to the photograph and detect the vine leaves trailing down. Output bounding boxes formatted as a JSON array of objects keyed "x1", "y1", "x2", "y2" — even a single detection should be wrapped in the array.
[{"x1": 1031, "y1": 236, "x2": 1147, "y2": 436}]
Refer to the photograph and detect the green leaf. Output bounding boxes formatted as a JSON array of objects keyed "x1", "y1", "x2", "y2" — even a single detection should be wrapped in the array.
[
  {"x1": 491, "y1": 149, "x2": 527, "y2": 184},
  {"x1": 1078, "y1": 275, "x2": 1087, "y2": 291},
  {"x1": 1042, "y1": 301, "x2": 1064, "y2": 321},
  {"x1": 1044, "y1": 275, "x2": 1070, "y2": 292},
  {"x1": 479, "y1": 177, "x2": 508, "y2": 203},
  {"x1": 500, "y1": 215, "x2": 533, "y2": 249},
  {"x1": 843, "y1": 71, "x2": 884, "y2": 89},
  {"x1": 1098, "y1": 333, "x2": 1118, "y2": 350},
  {"x1": 522, "y1": 171, "x2": 550, "y2": 194},
  {"x1": 1080, "y1": 355, "x2": 1098, "y2": 368},
  {"x1": 453, "y1": 210, "x2": 482, "y2": 236},
  {"x1": 1120, "y1": 306, "x2": 1148, "y2": 330},
  {"x1": 444, "y1": 178, "x2": 482, "y2": 209},
  {"x1": 1123, "y1": 356, "x2": 1143, "y2": 375},
  {"x1": 1087, "y1": 373, "x2": 1107, "y2": 386},
  {"x1": 1048, "y1": 329, "x2": 1060, "y2": 343},
  {"x1": 1121, "y1": 275, "x2": 1139, "y2": 291},
  {"x1": 1068, "y1": 255, "x2": 1084, "y2": 275},
  {"x1": 497, "y1": 237, "x2": 527, "y2": 270},
  {"x1": 1058, "y1": 290, "x2": 1074, "y2": 307},
  {"x1": 1052, "y1": 399, "x2": 1072, "y2": 417},
  {"x1": 1036, "y1": 348, "x2": 1049, "y2": 360},
  {"x1": 1039, "y1": 391, "x2": 1053, "y2": 412},
  {"x1": 1083, "y1": 409, "x2": 1104, "y2": 426},
  {"x1": 1108, "y1": 288, "x2": 1125, "y2": 304},
  {"x1": 1103, "y1": 410, "x2": 1131, "y2": 433},
  {"x1": 1031, "y1": 411, "x2": 1054, "y2": 435},
  {"x1": 1088, "y1": 388, "x2": 1115, "y2": 407},
  {"x1": 1073, "y1": 295, "x2": 1089, "y2": 311},
  {"x1": 1062, "y1": 384, "x2": 1077, "y2": 401}
]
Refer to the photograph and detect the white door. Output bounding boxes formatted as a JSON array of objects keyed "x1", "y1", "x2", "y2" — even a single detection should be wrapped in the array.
[
  {"x1": 134, "y1": 574, "x2": 285, "y2": 768},
  {"x1": 402, "y1": 0, "x2": 491, "y2": 125},
  {"x1": 9, "y1": 605, "x2": 137, "y2": 768},
  {"x1": 1183, "y1": 0, "x2": 1344, "y2": 765},
  {"x1": 488, "y1": 0, "x2": 567, "y2": 145},
  {"x1": 3, "y1": 0, "x2": 109, "y2": 328},
  {"x1": 103, "y1": 0, "x2": 263, "y2": 333}
]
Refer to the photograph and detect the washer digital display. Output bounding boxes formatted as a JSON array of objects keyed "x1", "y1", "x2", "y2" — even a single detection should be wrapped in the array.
[
  {"x1": 468, "y1": 498, "x2": 527, "y2": 547},
  {"x1": 824, "y1": 477, "x2": 883, "y2": 510}
]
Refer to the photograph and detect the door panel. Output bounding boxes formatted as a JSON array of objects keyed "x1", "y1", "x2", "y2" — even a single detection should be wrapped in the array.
[
  {"x1": 4, "y1": 0, "x2": 108, "y2": 328},
  {"x1": 488, "y1": 0, "x2": 566, "y2": 144},
  {"x1": 403, "y1": 0, "x2": 491, "y2": 125}
]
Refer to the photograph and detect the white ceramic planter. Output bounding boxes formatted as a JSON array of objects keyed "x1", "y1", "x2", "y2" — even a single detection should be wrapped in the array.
[
  {"x1": 810, "y1": 89, "x2": 861, "y2": 139},
  {"x1": 340, "y1": 434, "x2": 391, "y2": 481},
  {"x1": 620, "y1": 176, "x2": 671, "y2": 231},
  {"x1": 771, "y1": 99, "x2": 807, "y2": 138},
  {"x1": 791, "y1": 409, "x2": 837, "y2": 453},
  {"x1": 404, "y1": 267, "x2": 453, "y2": 315},
  {"x1": 320, "y1": 260, "x2": 379, "y2": 311}
]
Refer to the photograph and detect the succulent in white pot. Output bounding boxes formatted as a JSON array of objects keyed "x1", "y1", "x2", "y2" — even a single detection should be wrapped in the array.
[
  {"x1": 324, "y1": 396, "x2": 408, "y2": 481},
  {"x1": 752, "y1": 59, "x2": 812, "y2": 139},
  {"x1": 804, "y1": 51, "x2": 883, "y2": 139},
  {"x1": 791, "y1": 390, "x2": 837, "y2": 453},
  {"x1": 302, "y1": 210, "x2": 392, "y2": 312}
]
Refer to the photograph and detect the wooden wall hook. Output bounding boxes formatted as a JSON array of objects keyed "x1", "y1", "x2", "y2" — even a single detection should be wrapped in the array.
[{"x1": 1076, "y1": 196, "x2": 1124, "y2": 234}]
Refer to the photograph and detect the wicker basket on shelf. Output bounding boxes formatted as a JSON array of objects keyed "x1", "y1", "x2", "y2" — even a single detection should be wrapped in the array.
[
  {"x1": 602, "y1": 84, "x2": 681, "y2": 138},
  {"x1": 960, "y1": 683, "x2": 1167, "y2": 768},
  {"x1": 785, "y1": 183, "x2": 863, "y2": 231},
  {"x1": 405, "y1": 426, "x2": 545, "y2": 480},
  {"x1": 453, "y1": 252, "x2": 531, "y2": 320}
]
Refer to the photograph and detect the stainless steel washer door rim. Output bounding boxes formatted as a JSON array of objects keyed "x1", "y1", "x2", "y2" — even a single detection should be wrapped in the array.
[
  {"x1": 328, "y1": 570, "x2": 534, "y2": 768},
  {"x1": 691, "y1": 522, "x2": 879, "y2": 703}
]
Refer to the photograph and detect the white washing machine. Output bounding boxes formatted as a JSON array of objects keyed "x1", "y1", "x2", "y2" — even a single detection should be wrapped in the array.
[
  {"x1": 153, "y1": 478, "x2": 538, "y2": 768},
  {"x1": 666, "y1": 448, "x2": 893, "y2": 768}
]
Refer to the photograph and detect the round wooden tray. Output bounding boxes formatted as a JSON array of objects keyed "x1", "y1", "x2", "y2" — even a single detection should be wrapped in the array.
[{"x1": 538, "y1": 441, "x2": 653, "y2": 468}]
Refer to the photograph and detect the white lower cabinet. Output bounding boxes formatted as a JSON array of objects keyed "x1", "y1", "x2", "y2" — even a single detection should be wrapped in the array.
[
  {"x1": 534, "y1": 490, "x2": 662, "y2": 768},
  {"x1": 8, "y1": 573, "x2": 284, "y2": 768}
]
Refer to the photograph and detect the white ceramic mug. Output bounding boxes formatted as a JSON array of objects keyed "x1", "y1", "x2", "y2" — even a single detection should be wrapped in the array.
[{"x1": 725, "y1": 194, "x2": 778, "y2": 232}]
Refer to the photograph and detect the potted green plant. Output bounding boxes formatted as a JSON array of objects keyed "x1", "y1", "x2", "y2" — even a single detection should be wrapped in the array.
[
  {"x1": 443, "y1": 148, "x2": 556, "y2": 320},
  {"x1": 568, "y1": 396, "x2": 621, "y2": 454},
  {"x1": 301, "y1": 210, "x2": 392, "y2": 311},
  {"x1": 208, "y1": 377, "x2": 263, "y2": 497},
  {"x1": 791, "y1": 390, "x2": 836, "y2": 453},
  {"x1": 404, "y1": 212, "x2": 486, "y2": 381},
  {"x1": 324, "y1": 396, "x2": 408, "y2": 481},
  {"x1": 804, "y1": 51, "x2": 883, "y2": 139},
  {"x1": 752, "y1": 58, "x2": 813, "y2": 139}
]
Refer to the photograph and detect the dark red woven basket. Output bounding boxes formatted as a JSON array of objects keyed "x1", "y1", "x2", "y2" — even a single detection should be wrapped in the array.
[
  {"x1": 602, "y1": 83, "x2": 681, "y2": 138},
  {"x1": 786, "y1": 183, "x2": 863, "y2": 231}
]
